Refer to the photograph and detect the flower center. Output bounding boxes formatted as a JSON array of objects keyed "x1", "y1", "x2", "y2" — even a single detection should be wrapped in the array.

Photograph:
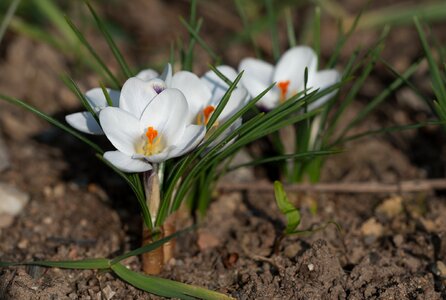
[
  {"x1": 277, "y1": 80, "x2": 290, "y2": 103},
  {"x1": 196, "y1": 105, "x2": 216, "y2": 126},
  {"x1": 142, "y1": 126, "x2": 163, "y2": 156}
]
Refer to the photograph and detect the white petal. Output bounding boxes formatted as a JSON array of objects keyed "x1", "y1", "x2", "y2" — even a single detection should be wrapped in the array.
[
  {"x1": 241, "y1": 74, "x2": 279, "y2": 110},
  {"x1": 85, "y1": 88, "x2": 120, "y2": 109},
  {"x1": 99, "y1": 107, "x2": 142, "y2": 156},
  {"x1": 160, "y1": 63, "x2": 173, "y2": 86},
  {"x1": 169, "y1": 124, "x2": 206, "y2": 157},
  {"x1": 239, "y1": 58, "x2": 274, "y2": 87},
  {"x1": 219, "y1": 88, "x2": 249, "y2": 122},
  {"x1": 307, "y1": 69, "x2": 341, "y2": 110},
  {"x1": 201, "y1": 65, "x2": 239, "y2": 104},
  {"x1": 104, "y1": 151, "x2": 152, "y2": 173},
  {"x1": 119, "y1": 77, "x2": 158, "y2": 118},
  {"x1": 140, "y1": 88, "x2": 189, "y2": 146},
  {"x1": 273, "y1": 46, "x2": 318, "y2": 94},
  {"x1": 171, "y1": 71, "x2": 212, "y2": 122},
  {"x1": 135, "y1": 69, "x2": 159, "y2": 81},
  {"x1": 65, "y1": 111, "x2": 103, "y2": 135}
]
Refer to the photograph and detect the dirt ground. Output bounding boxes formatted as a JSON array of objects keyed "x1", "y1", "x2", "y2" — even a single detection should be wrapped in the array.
[{"x1": 1, "y1": 0, "x2": 446, "y2": 299}]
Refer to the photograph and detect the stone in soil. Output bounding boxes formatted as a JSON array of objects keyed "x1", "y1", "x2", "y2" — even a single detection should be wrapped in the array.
[{"x1": 0, "y1": 182, "x2": 29, "y2": 228}]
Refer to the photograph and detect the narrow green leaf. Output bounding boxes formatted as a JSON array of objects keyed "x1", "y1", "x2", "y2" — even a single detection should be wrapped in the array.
[
  {"x1": 100, "y1": 82, "x2": 114, "y2": 107},
  {"x1": 0, "y1": 258, "x2": 109, "y2": 269},
  {"x1": 334, "y1": 120, "x2": 444, "y2": 146},
  {"x1": 415, "y1": 17, "x2": 446, "y2": 111},
  {"x1": 111, "y1": 263, "x2": 234, "y2": 300},
  {"x1": 62, "y1": 75, "x2": 98, "y2": 122},
  {"x1": 228, "y1": 150, "x2": 340, "y2": 171},
  {"x1": 33, "y1": 0, "x2": 78, "y2": 45},
  {"x1": 85, "y1": 1, "x2": 133, "y2": 78},
  {"x1": 207, "y1": 71, "x2": 243, "y2": 130},
  {"x1": 208, "y1": 64, "x2": 233, "y2": 86},
  {"x1": 65, "y1": 16, "x2": 120, "y2": 88},
  {"x1": 287, "y1": 220, "x2": 342, "y2": 236},
  {"x1": 111, "y1": 227, "x2": 194, "y2": 264},
  {"x1": 0, "y1": 93, "x2": 103, "y2": 154},
  {"x1": 285, "y1": 7, "x2": 296, "y2": 48},
  {"x1": 234, "y1": 0, "x2": 261, "y2": 58},
  {"x1": 274, "y1": 181, "x2": 301, "y2": 234},
  {"x1": 337, "y1": 57, "x2": 420, "y2": 141},
  {"x1": 179, "y1": 17, "x2": 220, "y2": 63},
  {"x1": 265, "y1": 0, "x2": 280, "y2": 61},
  {"x1": 0, "y1": 0, "x2": 21, "y2": 46}
]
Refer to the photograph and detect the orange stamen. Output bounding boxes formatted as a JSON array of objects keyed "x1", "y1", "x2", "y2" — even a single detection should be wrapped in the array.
[
  {"x1": 277, "y1": 80, "x2": 290, "y2": 102},
  {"x1": 203, "y1": 105, "x2": 215, "y2": 124},
  {"x1": 145, "y1": 126, "x2": 158, "y2": 144}
]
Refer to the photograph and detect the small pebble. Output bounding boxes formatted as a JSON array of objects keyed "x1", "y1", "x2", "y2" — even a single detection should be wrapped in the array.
[{"x1": 307, "y1": 263, "x2": 314, "y2": 271}]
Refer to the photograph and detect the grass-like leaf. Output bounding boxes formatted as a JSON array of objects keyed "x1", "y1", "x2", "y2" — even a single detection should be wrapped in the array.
[
  {"x1": 111, "y1": 226, "x2": 194, "y2": 264},
  {"x1": 179, "y1": 16, "x2": 220, "y2": 63},
  {"x1": 0, "y1": 258, "x2": 109, "y2": 269},
  {"x1": 228, "y1": 150, "x2": 340, "y2": 171},
  {"x1": 65, "y1": 15, "x2": 120, "y2": 88},
  {"x1": 265, "y1": 0, "x2": 280, "y2": 61},
  {"x1": 0, "y1": 93, "x2": 103, "y2": 154},
  {"x1": 0, "y1": 0, "x2": 21, "y2": 46},
  {"x1": 111, "y1": 263, "x2": 234, "y2": 300},
  {"x1": 85, "y1": 1, "x2": 133, "y2": 79}
]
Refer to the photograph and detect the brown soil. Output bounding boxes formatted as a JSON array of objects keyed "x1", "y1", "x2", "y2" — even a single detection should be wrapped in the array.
[{"x1": 1, "y1": 0, "x2": 446, "y2": 299}]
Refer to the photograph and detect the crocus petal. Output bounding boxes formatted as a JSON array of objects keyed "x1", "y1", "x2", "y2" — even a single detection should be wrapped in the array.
[
  {"x1": 85, "y1": 88, "x2": 121, "y2": 109},
  {"x1": 307, "y1": 69, "x2": 341, "y2": 111},
  {"x1": 65, "y1": 111, "x2": 103, "y2": 135},
  {"x1": 171, "y1": 71, "x2": 212, "y2": 123},
  {"x1": 160, "y1": 63, "x2": 173, "y2": 86},
  {"x1": 140, "y1": 88, "x2": 189, "y2": 146},
  {"x1": 240, "y1": 74, "x2": 279, "y2": 110},
  {"x1": 273, "y1": 46, "x2": 318, "y2": 94},
  {"x1": 135, "y1": 69, "x2": 159, "y2": 81},
  {"x1": 100, "y1": 107, "x2": 142, "y2": 156},
  {"x1": 239, "y1": 58, "x2": 274, "y2": 87},
  {"x1": 104, "y1": 150, "x2": 152, "y2": 173},
  {"x1": 119, "y1": 77, "x2": 158, "y2": 118},
  {"x1": 219, "y1": 88, "x2": 249, "y2": 122},
  {"x1": 201, "y1": 65, "x2": 239, "y2": 104},
  {"x1": 169, "y1": 124, "x2": 206, "y2": 157}
]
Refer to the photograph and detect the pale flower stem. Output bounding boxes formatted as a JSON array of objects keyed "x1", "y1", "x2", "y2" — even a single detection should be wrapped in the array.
[
  {"x1": 142, "y1": 164, "x2": 164, "y2": 275},
  {"x1": 144, "y1": 164, "x2": 160, "y2": 225}
]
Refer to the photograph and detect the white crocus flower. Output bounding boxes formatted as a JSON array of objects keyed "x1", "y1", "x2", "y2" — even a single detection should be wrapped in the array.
[
  {"x1": 170, "y1": 66, "x2": 248, "y2": 146},
  {"x1": 99, "y1": 88, "x2": 206, "y2": 173},
  {"x1": 65, "y1": 88, "x2": 120, "y2": 135},
  {"x1": 239, "y1": 46, "x2": 340, "y2": 110},
  {"x1": 65, "y1": 64, "x2": 173, "y2": 135}
]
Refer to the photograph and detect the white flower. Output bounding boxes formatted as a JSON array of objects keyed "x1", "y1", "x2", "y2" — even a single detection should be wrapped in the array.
[
  {"x1": 65, "y1": 65, "x2": 172, "y2": 135},
  {"x1": 170, "y1": 66, "x2": 248, "y2": 146},
  {"x1": 238, "y1": 46, "x2": 340, "y2": 110},
  {"x1": 99, "y1": 88, "x2": 206, "y2": 173},
  {"x1": 65, "y1": 87, "x2": 120, "y2": 135}
]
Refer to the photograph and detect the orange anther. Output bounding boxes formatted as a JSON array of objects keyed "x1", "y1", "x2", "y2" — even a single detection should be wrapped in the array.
[
  {"x1": 277, "y1": 80, "x2": 290, "y2": 101},
  {"x1": 145, "y1": 126, "x2": 158, "y2": 144},
  {"x1": 203, "y1": 105, "x2": 215, "y2": 124}
]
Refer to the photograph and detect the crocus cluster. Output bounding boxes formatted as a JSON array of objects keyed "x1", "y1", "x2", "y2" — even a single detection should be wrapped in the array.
[{"x1": 66, "y1": 46, "x2": 340, "y2": 173}]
